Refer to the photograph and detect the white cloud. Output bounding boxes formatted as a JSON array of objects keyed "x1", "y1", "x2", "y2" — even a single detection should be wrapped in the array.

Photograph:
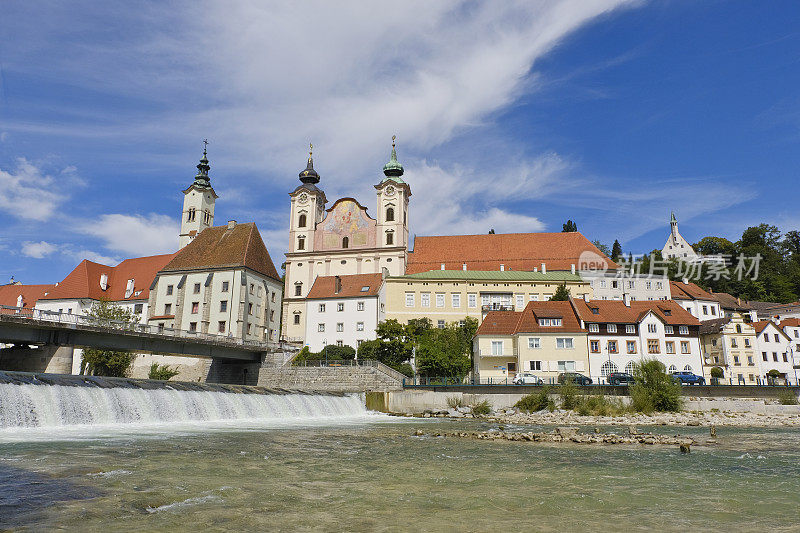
[
  {"x1": 75, "y1": 213, "x2": 180, "y2": 257},
  {"x1": 21, "y1": 241, "x2": 58, "y2": 259},
  {"x1": 0, "y1": 158, "x2": 63, "y2": 221}
]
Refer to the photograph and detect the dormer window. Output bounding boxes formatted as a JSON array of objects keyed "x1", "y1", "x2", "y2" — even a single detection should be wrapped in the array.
[
  {"x1": 386, "y1": 207, "x2": 395, "y2": 222},
  {"x1": 99, "y1": 273, "x2": 108, "y2": 291},
  {"x1": 590, "y1": 307, "x2": 599, "y2": 314},
  {"x1": 298, "y1": 213, "x2": 307, "y2": 228},
  {"x1": 124, "y1": 279, "x2": 135, "y2": 299}
]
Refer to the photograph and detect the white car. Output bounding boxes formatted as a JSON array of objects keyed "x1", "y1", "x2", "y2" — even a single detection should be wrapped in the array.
[{"x1": 512, "y1": 372, "x2": 543, "y2": 385}]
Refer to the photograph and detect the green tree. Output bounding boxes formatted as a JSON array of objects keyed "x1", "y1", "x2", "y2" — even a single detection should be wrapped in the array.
[
  {"x1": 549, "y1": 283, "x2": 571, "y2": 301},
  {"x1": 611, "y1": 239, "x2": 623, "y2": 262},
  {"x1": 148, "y1": 363, "x2": 179, "y2": 380},
  {"x1": 416, "y1": 324, "x2": 472, "y2": 379},
  {"x1": 592, "y1": 240, "x2": 611, "y2": 257},
  {"x1": 80, "y1": 300, "x2": 137, "y2": 377},
  {"x1": 562, "y1": 220, "x2": 578, "y2": 232},
  {"x1": 629, "y1": 360, "x2": 682, "y2": 413}
]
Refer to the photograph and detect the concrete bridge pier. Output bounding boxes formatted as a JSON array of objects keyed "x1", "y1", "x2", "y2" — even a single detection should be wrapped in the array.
[{"x1": 0, "y1": 344, "x2": 74, "y2": 374}]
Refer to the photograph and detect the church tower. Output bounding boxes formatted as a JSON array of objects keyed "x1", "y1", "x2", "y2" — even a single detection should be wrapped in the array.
[
  {"x1": 288, "y1": 144, "x2": 327, "y2": 255},
  {"x1": 179, "y1": 143, "x2": 218, "y2": 248},
  {"x1": 375, "y1": 136, "x2": 411, "y2": 250}
]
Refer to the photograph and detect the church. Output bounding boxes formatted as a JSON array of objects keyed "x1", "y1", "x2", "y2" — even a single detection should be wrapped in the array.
[{"x1": 281, "y1": 139, "x2": 411, "y2": 342}]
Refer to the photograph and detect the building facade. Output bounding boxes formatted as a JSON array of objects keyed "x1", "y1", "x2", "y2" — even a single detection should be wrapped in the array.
[
  {"x1": 662, "y1": 212, "x2": 700, "y2": 261},
  {"x1": 303, "y1": 273, "x2": 385, "y2": 352},
  {"x1": 699, "y1": 314, "x2": 758, "y2": 383},
  {"x1": 670, "y1": 280, "x2": 723, "y2": 321},
  {"x1": 752, "y1": 321, "x2": 797, "y2": 385},
  {"x1": 282, "y1": 141, "x2": 410, "y2": 342},
  {"x1": 582, "y1": 273, "x2": 671, "y2": 301}
]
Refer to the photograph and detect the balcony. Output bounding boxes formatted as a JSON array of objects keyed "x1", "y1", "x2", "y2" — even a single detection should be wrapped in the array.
[{"x1": 482, "y1": 304, "x2": 514, "y2": 312}]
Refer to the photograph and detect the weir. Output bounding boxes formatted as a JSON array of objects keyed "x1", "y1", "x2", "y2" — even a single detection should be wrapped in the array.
[{"x1": 0, "y1": 371, "x2": 367, "y2": 430}]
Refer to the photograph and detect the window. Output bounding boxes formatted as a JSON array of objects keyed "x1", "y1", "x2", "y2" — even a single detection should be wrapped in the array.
[
  {"x1": 702, "y1": 305, "x2": 708, "y2": 315},
  {"x1": 385, "y1": 232, "x2": 394, "y2": 245},
  {"x1": 319, "y1": 303, "x2": 326, "y2": 312},
  {"x1": 452, "y1": 293, "x2": 461, "y2": 308},
  {"x1": 665, "y1": 341, "x2": 675, "y2": 354},
  {"x1": 164, "y1": 303, "x2": 172, "y2": 315},
  {"x1": 166, "y1": 284, "x2": 174, "y2": 295},
  {"x1": 468, "y1": 294, "x2": 477, "y2": 308},
  {"x1": 558, "y1": 360, "x2": 576, "y2": 372},
  {"x1": 271, "y1": 292, "x2": 276, "y2": 303},
  {"x1": 648, "y1": 339, "x2": 660, "y2": 354},
  {"x1": 357, "y1": 322, "x2": 364, "y2": 331},
  {"x1": 744, "y1": 338, "x2": 751, "y2": 348},
  {"x1": 421, "y1": 293, "x2": 430, "y2": 307},
  {"x1": 295, "y1": 283, "x2": 302, "y2": 297},
  {"x1": 293, "y1": 314, "x2": 301, "y2": 325},
  {"x1": 627, "y1": 340, "x2": 637, "y2": 354},
  {"x1": 601, "y1": 361, "x2": 618, "y2": 377},
  {"x1": 385, "y1": 207, "x2": 395, "y2": 221},
  {"x1": 528, "y1": 337, "x2": 540, "y2": 349},
  {"x1": 336, "y1": 340, "x2": 343, "y2": 347},
  {"x1": 611, "y1": 280, "x2": 618, "y2": 289},
  {"x1": 158, "y1": 322, "x2": 165, "y2": 332},
  {"x1": 668, "y1": 364, "x2": 677, "y2": 373},
  {"x1": 189, "y1": 322, "x2": 197, "y2": 332},
  {"x1": 712, "y1": 339, "x2": 718, "y2": 347},
  {"x1": 681, "y1": 341, "x2": 690, "y2": 354},
  {"x1": 437, "y1": 320, "x2": 445, "y2": 329},
  {"x1": 529, "y1": 361, "x2": 542, "y2": 371},
  {"x1": 248, "y1": 303, "x2": 253, "y2": 315},
  {"x1": 763, "y1": 334, "x2": 769, "y2": 342},
  {"x1": 773, "y1": 352, "x2": 778, "y2": 362},
  {"x1": 342, "y1": 236, "x2": 349, "y2": 248},
  {"x1": 249, "y1": 283, "x2": 255, "y2": 295},
  {"x1": 626, "y1": 325, "x2": 635, "y2": 334},
  {"x1": 590, "y1": 340, "x2": 600, "y2": 353},
  {"x1": 607, "y1": 340, "x2": 618, "y2": 354},
  {"x1": 538, "y1": 318, "x2": 562, "y2": 327},
  {"x1": 270, "y1": 310, "x2": 275, "y2": 321},
  {"x1": 783, "y1": 353, "x2": 788, "y2": 362},
  {"x1": 220, "y1": 300, "x2": 227, "y2": 312},
  {"x1": 318, "y1": 323, "x2": 325, "y2": 332},
  {"x1": 194, "y1": 283, "x2": 201, "y2": 294},
  {"x1": 683, "y1": 365, "x2": 693, "y2": 373},
  {"x1": 762, "y1": 352, "x2": 768, "y2": 362},
  {"x1": 648, "y1": 324, "x2": 657, "y2": 333},
  {"x1": 218, "y1": 321, "x2": 226, "y2": 333},
  {"x1": 298, "y1": 237, "x2": 305, "y2": 250},
  {"x1": 222, "y1": 281, "x2": 229, "y2": 293},
  {"x1": 656, "y1": 282, "x2": 663, "y2": 290},
  {"x1": 628, "y1": 281, "x2": 635, "y2": 289},
  {"x1": 516, "y1": 295, "x2": 524, "y2": 309},
  {"x1": 607, "y1": 324, "x2": 617, "y2": 333},
  {"x1": 646, "y1": 281, "x2": 652, "y2": 290},
  {"x1": 664, "y1": 325, "x2": 673, "y2": 335},
  {"x1": 530, "y1": 294, "x2": 539, "y2": 302},
  {"x1": 679, "y1": 326, "x2": 688, "y2": 335},
  {"x1": 747, "y1": 355, "x2": 754, "y2": 365},
  {"x1": 405, "y1": 292, "x2": 415, "y2": 307},
  {"x1": 491, "y1": 341, "x2": 503, "y2": 355},
  {"x1": 600, "y1": 280, "x2": 607, "y2": 288},
  {"x1": 357, "y1": 301, "x2": 365, "y2": 311},
  {"x1": 336, "y1": 323, "x2": 344, "y2": 332},
  {"x1": 731, "y1": 339, "x2": 738, "y2": 348},
  {"x1": 191, "y1": 302, "x2": 199, "y2": 314},
  {"x1": 134, "y1": 303, "x2": 143, "y2": 314},
  {"x1": 589, "y1": 324, "x2": 599, "y2": 333},
  {"x1": 556, "y1": 338, "x2": 574, "y2": 349},
  {"x1": 774, "y1": 334, "x2": 780, "y2": 343},
  {"x1": 298, "y1": 213, "x2": 307, "y2": 227},
  {"x1": 435, "y1": 293, "x2": 445, "y2": 308},
  {"x1": 736, "y1": 324, "x2": 742, "y2": 333},
  {"x1": 711, "y1": 307, "x2": 716, "y2": 315},
  {"x1": 337, "y1": 303, "x2": 344, "y2": 312},
  {"x1": 247, "y1": 324, "x2": 252, "y2": 335}
]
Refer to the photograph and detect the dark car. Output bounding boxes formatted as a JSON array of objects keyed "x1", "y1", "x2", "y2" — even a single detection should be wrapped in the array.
[
  {"x1": 557, "y1": 372, "x2": 593, "y2": 386},
  {"x1": 671, "y1": 371, "x2": 706, "y2": 385},
  {"x1": 608, "y1": 372, "x2": 635, "y2": 386}
]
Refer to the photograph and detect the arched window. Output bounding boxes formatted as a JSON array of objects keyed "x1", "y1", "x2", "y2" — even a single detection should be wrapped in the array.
[
  {"x1": 295, "y1": 283, "x2": 302, "y2": 297},
  {"x1": 342, "y1": 236, "x2": 349, "y2": 248},
  {"x1": 683, "y1": 365, "x2": 693, "y2": 373},
  {"x1": 386, "y1": 207, "x2": 395, "y2": 222},
  {"x1": 187, "y1": 207, "x2": 196, "y2": 222},
  {"x1": 668, "y1": 364, "x2": 677, "y2": 374},
  {"x1": 297, "y1": 237, "x2": 305, "y2": 250},
  {"x1": 385, "y1": 231, "x2": 394, "y2": 245},
  {"x1": 203, "y1": 209, "x2": 210, "y2": 224},
  {"x1": 624, "y1": 361, "x2": 636, "y2": 374},
  {"x1": 601, "y1": 361, "x2": 618, "y2": 377},
  {"x1": 298, "y1": 214, "x2": 307, "y2": 228}
]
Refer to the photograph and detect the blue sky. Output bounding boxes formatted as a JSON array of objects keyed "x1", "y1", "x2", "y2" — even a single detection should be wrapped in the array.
[{"x1": 1, "y1": 1, "x2": 799, "y2": 284}]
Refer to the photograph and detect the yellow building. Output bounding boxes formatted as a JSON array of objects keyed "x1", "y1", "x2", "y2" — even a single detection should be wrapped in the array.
[
  {"x1": 699, "y1": 312, "x2": 758, "y2": 384},
  {"x1": 384, "y1": 270, "x2": 591, "y2": 328}
]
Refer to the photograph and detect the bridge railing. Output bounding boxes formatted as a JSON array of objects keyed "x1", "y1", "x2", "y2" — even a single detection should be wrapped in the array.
[{"x1": 0, "y1": 305, "x2": 289, "y2": 352}]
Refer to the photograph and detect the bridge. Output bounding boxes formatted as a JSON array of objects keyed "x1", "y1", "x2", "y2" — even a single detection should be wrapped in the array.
[{"x1": 0, "y1": 305, "x2": 291, "y2": 362}]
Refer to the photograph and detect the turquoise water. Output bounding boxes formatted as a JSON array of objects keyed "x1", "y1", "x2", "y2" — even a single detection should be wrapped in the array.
[{"x1": 2, "y1": 419, "x2": 800, "y2": 531}]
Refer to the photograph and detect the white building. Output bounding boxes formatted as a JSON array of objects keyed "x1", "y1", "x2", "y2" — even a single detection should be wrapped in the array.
[
  {"x1": 662, "y1": 212, "x2": 700, "y2": 261},
  {"x1": 283, "y1": 140, "x2": 410, "y2": 343},
  {"x1": 753, "y1": 320, "x2": 797, "y2": 385},
  {"x1": 669, "y1": 280, "x2": 723, "y2": 321},
  {"x1": 148, "y1": 220, "x2": 283, "y2": 342},
  {"x1": 582, "y1": 273, "x2": 671, "y2": 301},
  {"x1": 572, "y1": 297, "x2": 704, "y2": 382},
  {"x1": 179, "y1": 146, "x2": 217, "y2": 248},
  {"x1": 303, "y1": 273, "x2": 385, "y2": 353}
]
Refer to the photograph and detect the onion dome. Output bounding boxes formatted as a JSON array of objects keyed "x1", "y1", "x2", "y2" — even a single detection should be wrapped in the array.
[
  {"x1": 382, "y1": 135, "x2": 404, "y2": 180},
  {"x1": 299, "y1": 142, "x2": 320, "y2": 184},
  {"x1": 193, "y1": 141, "x2": 211, "y2": 188}
]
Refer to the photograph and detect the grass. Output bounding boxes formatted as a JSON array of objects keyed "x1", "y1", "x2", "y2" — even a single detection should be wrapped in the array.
[
  {"x1": 515, "y1": 387, "x2": 555, "y2": 413},
  {"x1": 446, "y1": 396, "x2": 464, "y2": 409},
  {"x1": 574, "y1": 393, "x2": 629, "y2": 417},
  {"x1": 471, "y1": 399, "x2": 492, "y2": 416}
]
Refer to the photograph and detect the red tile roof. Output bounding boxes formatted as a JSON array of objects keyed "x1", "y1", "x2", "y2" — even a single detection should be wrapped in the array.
[
  {"x1": 475, "y1": 300, "x2": 583, "y2": 336},
  {"x1": 162, "y1": 223, "x2": 280, "y2": 281},
  {"x1": 407, "y1": 232, "x2": 617, "y2": 274},
  {"x1": 475, "y1": 310, "x2": 521, "y2": 336},
  {"x1": 751, "y1": 320, "x2": 791, "y2": 339},
  {"x1": 40, "y1": 254, "x2": 175, "y2": 302},
  {"x1": 306, "y1": 273, "x2": 383, "y2": 299},
  {"x1": 572, "y1": 298, "x2": 700, "y2": 326},
  {"x1": 779, "y1": 318, "x2": 800, "y2": 328},
  {"x1": 670, "y1": 280, "x2": 715, "y2": 301},
  {"x1": 0, "y1": 283, "x2": 57, "y2": 308}
]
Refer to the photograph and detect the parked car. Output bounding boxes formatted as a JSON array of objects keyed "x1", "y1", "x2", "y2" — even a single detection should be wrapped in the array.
[
  {"x1": 672, "y1": 371, "x2": 706, "y2": 385},
  {"x1": 608, "y1": 372, "x2": 635, "y2": 386},
  {"x1": 512, "y1": 372, "x2": 543, "y2": 385},
  {"x1": 557, "y1": 372, "x2": 593, "y2": 386}
]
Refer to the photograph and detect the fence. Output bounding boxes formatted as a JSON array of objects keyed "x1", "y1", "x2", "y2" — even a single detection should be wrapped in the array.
[{"x1": 403, "y1": 375, "x2": 800, "y2": 388}]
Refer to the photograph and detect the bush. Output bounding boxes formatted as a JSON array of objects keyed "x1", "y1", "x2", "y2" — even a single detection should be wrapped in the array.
[
  {"x1": 472, "y1": 399, "x2": 492, "y2": 416},
  {"x1": 778, "y1": 389, "x2": 798, "y2": 405},
  {"x1": 574, "y1": 393, "x2": 628, "y2": 417},
  {"x1": 446, "y1": 396, "x2": 464, "y2": 409},
  {"x1": 710, "y1": 367, "x2": 724, "y2": 379},
  {"x1": 629, "y1": 360, "x2": 682, "y2": 413},
  {"x1": 559, "y1": 380, "x2": 578, "y2": 410},
  {"x1": 515, "y1": 387, "x2": 555, "y2": 413},
  {"x1": 148, "y1": 363, "x2": 179, "y2": 381}
]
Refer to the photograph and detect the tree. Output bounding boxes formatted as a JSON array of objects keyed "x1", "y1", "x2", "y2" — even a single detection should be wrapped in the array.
[
  {"x1": 149, "y1": 363, "x2": 179, "y2": 380},
  {"x1": 416, "y1": 324, "x2": 472, "y2": 379},
  {"x1": 562, "y1": 220, "x2": 578, "y2": 232},
  {"x1": 80, "y1": 300, "x2": 137, "y2": 377},
  {"x1": 549, "y1": 283, "x2": 571, "y2": 301},
  {"x1": 611, "y1": 240, "x2": 623, "y2": 262},
  {"x1": 629, "y1": 360, "x2": 682, "y2": 413},
  {"x1": 591, "y1": 240, "x2": 611, "y2": 257}
]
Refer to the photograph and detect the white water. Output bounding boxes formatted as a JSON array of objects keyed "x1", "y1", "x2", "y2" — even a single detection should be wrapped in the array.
[{"x1": 0, "y1": 383, "x2": 372, "y2": 437}]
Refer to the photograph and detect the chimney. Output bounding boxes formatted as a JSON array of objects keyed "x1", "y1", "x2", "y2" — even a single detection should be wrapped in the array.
[
  {"x1": 583, "y1": 293, "x2": 590, "y2": 302},
  {"x1": 682, "y1": 277, "x2": 688, "y2": 284},
  {"x1": 334, "y1": 275, "x2": 342, "y2": 295},
  {"x1": 623, "y1": 293, "x2": 631, "y2": 307},
  {"x1": 570, "y1": 264, "x2": 575, "y2": 274},
  {"x1": 749, "y1": 310, "x2": 758, "y2": 323},
  {"x1": 227, "y1": 220, "x2": 237, "y2": 230},
  {"x1": 541, "y1": 263, "x2": 546, "y2": 274}
]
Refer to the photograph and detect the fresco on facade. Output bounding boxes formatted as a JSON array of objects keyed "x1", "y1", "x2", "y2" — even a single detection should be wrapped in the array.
[{"x1": 325, "y1": 200, "x2": 368, "y2": 235}]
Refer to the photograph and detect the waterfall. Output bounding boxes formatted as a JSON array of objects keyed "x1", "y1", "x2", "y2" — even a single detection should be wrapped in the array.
[{"x1": 0, "y1": 382, "x2": 368, "y2": 430}]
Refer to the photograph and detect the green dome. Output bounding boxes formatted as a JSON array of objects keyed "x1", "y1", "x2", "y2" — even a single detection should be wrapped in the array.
[{"x1": 382, "y1": 136, "x2": 404, "y2": 179}]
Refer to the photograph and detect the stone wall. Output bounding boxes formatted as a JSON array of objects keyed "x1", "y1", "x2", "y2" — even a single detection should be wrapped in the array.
[
  {"x1": 258, "y1": 366, "x2": 403, "y2": 392},
  {"x1": 0, "y1": 345, "x2": 74, "y2": 374}
]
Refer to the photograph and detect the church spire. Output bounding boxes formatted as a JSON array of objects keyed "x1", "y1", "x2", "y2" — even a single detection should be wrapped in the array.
[
  {"x1": 298, "y1": 142, "x2": 320, "y2": 184},
  {"x1": 382, "y1": 135, "x2": 405, "y2": 182},
  {"x1": 193, "y1": 139, "x2": 211, "y2": 188}
]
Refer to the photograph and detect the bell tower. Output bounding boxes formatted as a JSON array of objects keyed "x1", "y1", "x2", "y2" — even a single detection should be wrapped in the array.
[
  {"x1": 179, "y1": 141, "x2": 218, "y2": 248},
  {"x1": 289, "y1": 143, "x2": 327, "y2": 254},
  {"x1": 375, "y1": 135, "x2": 411, "y2": 250}
]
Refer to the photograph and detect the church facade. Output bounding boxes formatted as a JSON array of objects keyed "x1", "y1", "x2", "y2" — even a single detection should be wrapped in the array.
[
  {"x1": 662, "y1": 212, "x2": 699, "y2": 261},
  {"x1": 281, "y1": 140, "x2": 411, "y2": 342}
]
